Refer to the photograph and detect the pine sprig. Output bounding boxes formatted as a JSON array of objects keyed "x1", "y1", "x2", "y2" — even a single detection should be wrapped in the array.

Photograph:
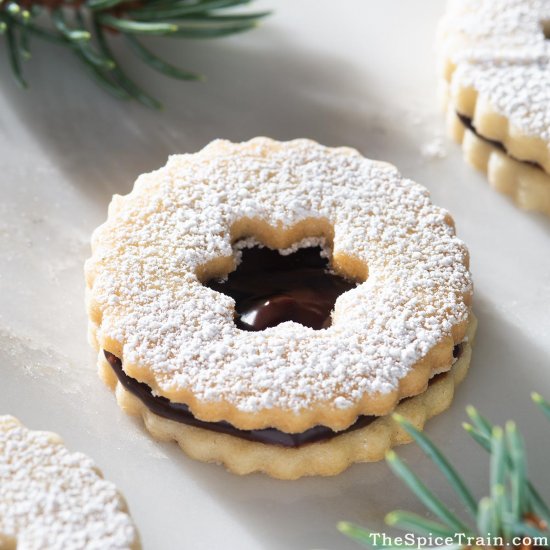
[
  {"x1": 339, "y1": 396, "x2": 550, "y2": 549},
  {"x1": 1, "y1": 0, "x2": 269, "y2": 107}
]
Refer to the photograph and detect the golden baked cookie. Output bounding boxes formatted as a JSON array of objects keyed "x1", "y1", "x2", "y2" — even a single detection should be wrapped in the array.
[
  {"x1": 86, "y1": 138, "x2": 473, "y2": 478},
  {"x1": 0, "y1": 416, "x2": 140, "y2": 549},
  {"x1": 437, "y1": 0, "x2": 550, "y2": 214}
]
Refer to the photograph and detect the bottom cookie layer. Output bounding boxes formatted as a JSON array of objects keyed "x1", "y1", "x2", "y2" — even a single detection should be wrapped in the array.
[
  {"x1": 447, "y1": 108, "x2": 550, "y2": 216},
  {"x1": 97, "y1": 316, "x2": 477, "y2": 480}
]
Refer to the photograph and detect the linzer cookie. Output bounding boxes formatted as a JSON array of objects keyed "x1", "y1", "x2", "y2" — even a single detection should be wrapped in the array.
[
  {"x1": 0, "y1": 416, "x2": 140, "y2": 549},
  {"x1": 437, "y1": 0, "x2": 550, "y2": 215},
  {"x1": 85, "y1": 138, "x2": 474, "y2": 479}
]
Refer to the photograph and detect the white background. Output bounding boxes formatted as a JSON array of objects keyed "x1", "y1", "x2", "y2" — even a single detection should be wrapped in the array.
[{"x1": 1, "y1": 1, "x2": 550, "y2": 549}]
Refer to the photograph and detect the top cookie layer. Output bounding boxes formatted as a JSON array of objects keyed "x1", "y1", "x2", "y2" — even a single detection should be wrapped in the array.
[
  {"x1": 438, "y1": 0, "x2": 550, "y2": 170},
  {"x1": 86, "y1": 138, "x2": 472, "y2": 431},
  {"x1": 0, "y1": 416, "x2": 139, "y2": 550}
]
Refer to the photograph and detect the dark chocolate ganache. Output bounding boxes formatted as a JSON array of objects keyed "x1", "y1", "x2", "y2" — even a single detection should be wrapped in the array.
[
  {"x1": 104, "y1": 245, "x2": 463, "y2": 447},
  {"x1": 457, "y1": 112, "x2": 544, "y2": 171},
  {"x1": 205, "y1": 245, "x2": 357, "y2": 331}
]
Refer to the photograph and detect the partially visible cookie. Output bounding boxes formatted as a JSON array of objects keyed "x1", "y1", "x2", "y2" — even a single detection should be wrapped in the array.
[
  {"x1": 0, "y1": 416, "x2": 140, "y2": 550},
  {"x1": 437, "y1": 0, "x2": 550, "y2": 215}
]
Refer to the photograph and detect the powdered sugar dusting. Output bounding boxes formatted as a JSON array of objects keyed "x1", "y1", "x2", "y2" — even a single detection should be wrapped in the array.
[
  {"x1": 439, "y1": 0, "x2": 550, "y2": 144},
  {"x1": 88, "y1": 138, "x2": 472, "y2": 413},
  {"x1": 0, "y1": 416, "x2": 139, "y2": 550}
]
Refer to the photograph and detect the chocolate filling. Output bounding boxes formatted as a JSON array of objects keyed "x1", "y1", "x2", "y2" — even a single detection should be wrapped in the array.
[
  {"x1": 105, "y1": 350, "x2": 459, "y2": 447},
  {"x1": 104, "y1": 351, "x2": 378, "y2": 447},
  {"x1": 457, "y1": 112, "x2": 544, "y2": 171},
  {"x1": 104, "y1": 245, "x2": 462, "y2": 448},
  {"x1": 205, "y1": 245, "x2": 357, "y2": 331}
]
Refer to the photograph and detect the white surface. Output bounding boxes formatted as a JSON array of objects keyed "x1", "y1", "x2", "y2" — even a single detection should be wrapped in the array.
[{"x1": 1, "y1": 1, "x2": 549, "y2": 549}]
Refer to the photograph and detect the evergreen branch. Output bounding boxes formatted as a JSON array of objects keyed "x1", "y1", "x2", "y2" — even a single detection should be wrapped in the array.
[{"x1": 1, "y1": 0, "x2": 268, "y2": 105}]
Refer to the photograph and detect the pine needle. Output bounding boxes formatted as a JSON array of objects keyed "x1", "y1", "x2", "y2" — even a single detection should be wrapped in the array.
[
  {"x1": 4, "y1": 19, "x2": 27, "y2": 88},
  {"x1": 125, "y1": 35, "x2": 202, "y2": 80},
  {"x1": 393, "y1": 414, "x2": 477, "y2": 517},
  {"x1": 97, "y1": 15, "x2": 178, "y2": 35},
  {"x1": 385, "y1": 510, "x2": 456, "y2": 537},
  {"x1": 386, "y1": 450, "x2": 471, "y2": 534},
  {"x1": 532, "y1": 392, "x2": 550, "y2": 421}
]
